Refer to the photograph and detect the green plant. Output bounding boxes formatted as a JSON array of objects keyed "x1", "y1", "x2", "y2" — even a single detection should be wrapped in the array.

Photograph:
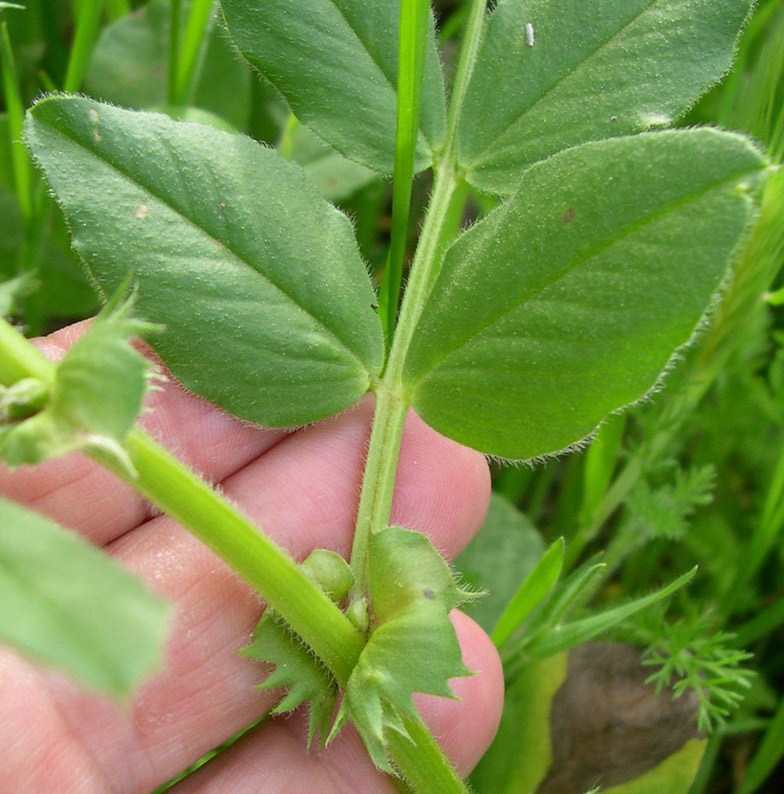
[{"x1": 0, "y1": 0, "x2": 780, "y2": 792}]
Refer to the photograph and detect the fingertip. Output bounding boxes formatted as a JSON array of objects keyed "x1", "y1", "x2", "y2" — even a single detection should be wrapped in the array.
[{"x1": 392, "y1": 410, "x2": 491, "y2": 560}]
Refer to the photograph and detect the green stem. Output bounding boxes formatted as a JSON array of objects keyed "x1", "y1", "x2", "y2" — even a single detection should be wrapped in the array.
[
  {"x1": 63, "y1": 0, "x2": 105, "y2": 93},
  {"x1": 348, "y1": 385, "x2": 409, "y2": 602},
  {"x1": 393, "y1": 712, "x2": 471, "y2": 794},
  {"x1": 719, "y1": 437, "x2": 784, "y2": 616},
  {"x1": 0, "y1": 317, "x2": 364, "y2": 686},
  {"x1": 278, "y1": 112, "x2": 299, "y2": 160},
  {"x1": 0, "y1": 19, "x2": 32, "y2": 223},
  {"x1": 0, "y1": 323, "x2": 467, "y2": 794},
  {"x1": 174, "y1": 0, "x2": 213, "y2": 106},
  {"x1": 377, "y1": 0, "x2": 430, "y2": 339},
  {"x1": 349, "y1": 0, "x2": 487, "y2": 607},
  {"x1": 168, "y1": 0, "x2": 182, "y2": 106},
  {"x1": 120, "y1": 431, "x2": 365, "y2": 684},
  {"x1": 105, "y1": 0, "x2": 130, "y2": 22}
]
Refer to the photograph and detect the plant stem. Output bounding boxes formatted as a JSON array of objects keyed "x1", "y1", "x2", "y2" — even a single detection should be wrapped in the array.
[
  {"x1": 63, "y1": 0, "x2": 105, "y2": 93},
  {"x1": 278, "y1": 112, "x2": 299, "y2": 160},
  {"x1": 719, "y1": 436, "x2": 784, "y2": 616},
  {"x1": 377, "y1": 0, "x2": 430, "y2": 340},
  {"x1": 0, "y1": 19, "x2": 32, "y2": 222},
  {"x1": 120, "y1": 431, "x2": 365, "y2": 684},
  {"x1": 349, "y1": 0, "x2": 488, "y2": 602},
  {"x1": 167, "y1": 0, "x2": 182, "y2": 105},
  {"x1": 174, "y1": 0, "x2": 213, "y2": 106},
  {"x1": 0, "y1": 325, "x2": 467, "y2": 794},
  {"x1": 348, "y1": 385, "x2": 409, "y2": 602},
  {"x1": 393, "y1": 712, "x2": 472, "y2": 794},
  {"x1": 0, "y1": 317, "x2": 365, "y2": 686}
]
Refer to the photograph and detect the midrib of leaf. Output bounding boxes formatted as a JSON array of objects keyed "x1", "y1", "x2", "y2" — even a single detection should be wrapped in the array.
[
  {"x1": 408, "y1": 160, "x2": 759, "y2": 384},
  {"x1": 327, "y1": 0, "x2": 434, "y2": 150},
  {"x1": 0, "y1": 549, "x2": 124, "y2": 689},
  {"x1": 461, "y1": 0, "x2": 661, "y2": 171},
  {"x1": 39, "y1": 118, "x2": 368, "y2": 373}
]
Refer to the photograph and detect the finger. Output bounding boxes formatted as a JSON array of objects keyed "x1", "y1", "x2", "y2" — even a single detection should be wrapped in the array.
[
  {"x1": 168, "y1": 611, "x2": 503, "y2": 793},
  {"x1": 219, "y1": 397, "x2": 491, "y2": 561},
  {"x1": 0, "y1": 320, "x2": 289, "y2": 544},
  {"x1": 9, "y1": 399, "x2": 492, "y2": 792}
]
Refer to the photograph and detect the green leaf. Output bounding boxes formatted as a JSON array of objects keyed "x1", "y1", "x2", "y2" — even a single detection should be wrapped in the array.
[
  {"x1": 242, "y1": 548, "x2": 352, "y2": 747},
  {"x1": 524, "y1": 567, "x2": 697, "y2": 659},
  {"x1": 337, "y1": 527, "x2": 475, "y2": 771},
  {"x1": 459, "y1": 0, "x2": 752, "y2": 194},
  {"x1": 474, "y1": 643, "x2": 704, "y2": 794},
  {"x1": 220, "y1": 0, "x2": 447, "y2": 175},
  {"x1": 0, "y1": 496, "x2": 170, "y2": 695},
  {"x1": 0, "y1": 285, "x2": 157, "y2": 473},
  {"x1": 456, "y1": 493, "x2": 545, "y2": 634},
  {"x1": 0, "y1": 271, "x2": 36, "y2": 317},
  {"x1": 290, "y1": 124, "x2": 378, "y2": 203},
  {"x1": 520, "y1": 558, "x2": 607, "y2": 649},
  {"x1": 491, "y1": 536, "x2": 563, "y2": 648},
  {"x1": 469, "y1": 653, "x2": 567, "y2": 794},
  {"x1": 243, "y1": 613, "x2": 339, "y2": 748},
  {"x1": 602, "y1": 740, "x2": 706, "y2": 794},
  {"x1": 403, "y1": 129, "x2": 766, "y2": 459},
  {"x1": 85, "y1": 0, "x2": 252, "y2": 129},
  {"x1": 25, "y1": 96, "x2": 385, "y2": 427}
]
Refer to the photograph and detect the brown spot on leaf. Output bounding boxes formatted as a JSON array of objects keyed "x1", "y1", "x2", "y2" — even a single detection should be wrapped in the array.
[
  {"x1": 563, "y1": 207, "x2": 575, "y2": 226},
  {"x1": 536, "y1": 642, "x2": 699, "y2": 794}
]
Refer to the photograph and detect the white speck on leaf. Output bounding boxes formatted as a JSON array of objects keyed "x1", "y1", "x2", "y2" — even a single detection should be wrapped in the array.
[
  {"x1": 88, "y1": 108, "x2": 100, "y2": 123},
  {"x1": 526, "y1": 22, "x2": 535, "y2": 47},
  {"x1": 135, "y1": 203, "x2": 149, "y2": 220}
]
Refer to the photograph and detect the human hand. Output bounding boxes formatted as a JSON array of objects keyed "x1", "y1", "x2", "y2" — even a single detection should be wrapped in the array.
[{"x1": 0, "y1": 320, "x2": 503, "y2": 793}]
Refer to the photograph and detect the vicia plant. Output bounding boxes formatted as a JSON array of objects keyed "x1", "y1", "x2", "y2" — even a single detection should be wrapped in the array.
[{"x1": 0, "y1": 0, "x2": 770, "y2": 792}]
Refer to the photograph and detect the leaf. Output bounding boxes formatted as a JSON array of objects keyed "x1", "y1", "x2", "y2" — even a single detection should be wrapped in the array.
[
  {"x1": 520, "y1": 558, "x2": 607, "y2": 650},
  {"x1": 336, "y1": 527, "x2": 476, "y2": 771},
  {"x1": 290, "y1": 124, "x2": 378, "y2": 203},
  {"x1": 84, "y1": 0, "x2": 252, "y2": 129},
  {"x1": 403, "y1": 129, "x2": 766, "y2": 459},
  {"x1": 0, "y1": 271, "x2": 36, "y2": 317},
  {"x1": 624, "y1": 464, "x2": 716, "y2": 542},
  {"x1": 0, "y1": 285, "x2": 157, "y2": 474},
  {"x1": 524, "y1": 567, "x2": 697, "y2": 659},
  {"x1": 473, "y1": 644, "x2": 704, "y2": 794},
  {"x1": 0, "y1": 184, "x2": 99, "y2": 323},
  {"x1": 456, "y1": 493, "x2": 545, "y2": 634},
  {"x1": 491, "y1": 536, "x2": 563, "y2": 648},
  {"x1": 458, "y1": 0, "x2": 752, "y2": 194},
  {"x1": 0, "y1": 497, "x2": 170, "y2": 695},
  {"x1": 537, "y1": 643, "x2": 702, "y2": 794},
  {"x1": 242, "y1": 548, "x2": 352, "y2": 747},
  {"x1": 220, "y1": 0, "x2": 447, "y2": 175},
  {"x1": 25, "y1": 96, "x2": 385, "y2": 427},
  {"x1": 243, "y1": 613, "x2": 338, "y2": 748},
  {"x1": 601, "y1": 740, "x2": 705, "y2": 794},
  {"x1": 469, "y1": 653, "x2": 568, "y2": 794}
]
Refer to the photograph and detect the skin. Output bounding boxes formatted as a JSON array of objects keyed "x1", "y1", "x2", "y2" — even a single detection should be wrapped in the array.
[{"x1": 0, "y1": 320, "x2": 504, "y2": 794}]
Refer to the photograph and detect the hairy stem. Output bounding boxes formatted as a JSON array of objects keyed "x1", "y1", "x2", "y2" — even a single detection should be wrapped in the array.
[
  {"x1": 349, "y1": 0, "x2": 488, "y2": 604},
  {"x1": 0, "y1": 318, "x2": 365, "y2": 685},
  {"x1": 347, "y1": 3, "x2": 488, "y2": 790}
]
